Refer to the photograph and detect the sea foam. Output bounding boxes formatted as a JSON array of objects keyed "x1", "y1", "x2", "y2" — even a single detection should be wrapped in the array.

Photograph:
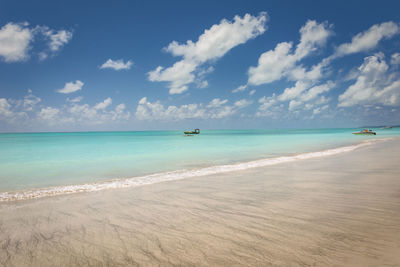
[{"x1": 0, "y1": 139, "x2": 386, "y2": 202}]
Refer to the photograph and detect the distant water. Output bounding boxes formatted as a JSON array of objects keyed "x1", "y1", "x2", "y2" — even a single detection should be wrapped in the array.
[{"x1": 1, "y1": 128, "x2": 399, "y2": 200}]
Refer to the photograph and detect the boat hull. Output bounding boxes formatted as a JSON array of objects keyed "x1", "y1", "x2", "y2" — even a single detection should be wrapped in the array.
[{"x1": 352, "y1": 132, "x2": 376, "y2": 135}]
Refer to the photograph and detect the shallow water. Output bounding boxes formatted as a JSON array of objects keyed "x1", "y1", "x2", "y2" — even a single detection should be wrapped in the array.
[{"x1": 0, "y1": 128, "x2": 399, "y2": 194}]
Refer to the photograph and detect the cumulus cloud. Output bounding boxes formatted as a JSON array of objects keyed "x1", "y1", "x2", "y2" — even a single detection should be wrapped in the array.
[
  {"x1": 148, "y1": 61, "x2": 197, "y2": 94},
  {"x1": 391, "y1": 53, "x2": 400, "y2": 65},
  {"x1": 46, "y1": 30, "x2": 73, "y2": 51},
  {"x1": 0, "y1": 97, "x2": 28, "y2": 124},
  {"x1": 312, "y1": 105, "x2": 328, "y2": 115},
  {"x1": 295, "y1": 20, "x2": 332, "y2": 59},
  {"x1": 299, "y1": 82, "x2": 334, "y2": 102},
  {"x1": 250, "y1": 21, "x2": 399, "y2": 118},
  {"x1": 234, "y1": 99, "x2": 253, "y2": 108},
  {"x1": 232, "y1": 84, "x2": 248, "y2": 93},
  {"x1": 334, "y1": 22, "x2": 399, "y2": 58},
  {"x1": 0, "y1": 22, "x2": 33, "y2": 62},
  {"x1": 207, "y1": 98, "x2": 228, "y2": 108},
  {"x1": 288, "y1": 100, "x2": 302, "y2": 111},
  {"x1": 148, "y1": 13, "x2": 268, "y2": 94},
  {"x1": 0, "y1": 90, "x2": 40, "y2": 124},
  {"x1": 22, "y1": 89, "x2": 41, "y2": 111},
  {"x1": 0, "y1": 98, "x2": 13, "y2": 118},
  {"x1": 0, "y1": 91, "x2": 130, "y2": 128},
  {"x1": 59, "y1": 99, "x2": 130, "y2": 124},
  {"x1": 135, "y1": 97, "x2": 251, "y2": 120},
  {"x1": 248, "y1": 20, "x2": 332, "y2": 86},
  {"x1": 256, "y1": 94, "x2": 283, "y2": 118},
  {"x1": 57, "y1": 80, "x2": 84, "y2": 94},
  {"x1": 0, "y1": 22, "x2": 72, "y2": 62},
  {"x1": 111, "y1": 104, "x2": 130, "y2": 121},
  {"x1": 100, "y1": 59, "x2": 133, "y2": 70},
  {"x1": 277, "y1": 81, "x2": 309, "y2": 102},
  {"x1": 255, "y1": 80, "x2": 334, "y2": 117},
  {"x1": 338, "y1": 53, "x2": 400, "y2": 107},
  {"x1": 0, "y1": 89, "x2": 45, "y2": 125},
  {"x1": 66, "y1": 96, "x2": 83, "y2": 103},
  {"x1": 94, "y1": 97, "x2": 112, "y2": 110},
  {"x1": 38, "y1": 107, "x2": 60, "y2": 121}
]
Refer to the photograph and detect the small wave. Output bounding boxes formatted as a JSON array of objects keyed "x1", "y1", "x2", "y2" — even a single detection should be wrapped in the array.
[{"x1": 0, "y1": 139, "x2": 386, "y2": 202}]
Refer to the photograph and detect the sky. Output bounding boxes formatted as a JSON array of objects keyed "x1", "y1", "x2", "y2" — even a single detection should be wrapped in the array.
[{"x1": 1, "y1": 0, "x2": 400, "y2": 132}]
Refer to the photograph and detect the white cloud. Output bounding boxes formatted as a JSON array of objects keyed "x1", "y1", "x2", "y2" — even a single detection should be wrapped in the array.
[
  {"x1": 249, "y1": 89, "x2": 256, "y2": 96},
  {"x1": 258, "y1": 94, "x2": 278, "y2": 111},
  {"x1": 100, "y1": 59, "x2": 133, "y2": 70},
  {"x1": 248, "y1": 42, "x2": 295, "y2": 85},
  {"x1": 391, "y1": 53, "x2": 400, "y2": 65},
  {"x1": 0, "y1": 98, "x2": 13, "y2": 118},
  {"x1": 234, "y1": 99, "x2": 253, "y2": 108},
  {"x1": 164, "y1": 13, "x2": 267, "y2": 62},
  {"x1": 273, "y1": 80, "x2": 333, "y2": 107},
  {"x1": 207, "y1": 98, "x2": 228, "y2": 108},
  {"x1": 0, "y1": 22, "x2": 33, "y2": 62},
  {"x1": 313, "y1": 105, "x2": 328, "y2": 115},
  {"x1": 38, "y1": 107, "x2": 59, "y2": 121},
  {"x1": 288, "y1": 100, "x2": 302, "y2": 111},
  {"x1": 34, "y1": 26, "x2": 73, "y2": 59},
  {"x1": 0, "y1": 89, "x2": 42, "y2": 124},
  {"x1": 68, "y1": 104, "x2": 97, "y2": 120},
  {"x1": 247, "y1": 20, "x2": 341, "y2": 118},
  {"x1": 295, "y1": 20, "x2": 332, "y2": 59},
  {"x1": 148, "y1": 61, "x2": 197, "y2": 94},
  {"x1": 47, "y1": 98, "x2": 130, "y2": 125},
  {"x1": 197, "y1": 80, "x2": 208, "y2": 88},
  {"x1": 66, "y1": 96, "x2": 83, "y2": 103},
  {"x1": 111, "y1": 104, "x2": 130, "y2": 121},
  {"x1": 47, "y1": 30, "x2": 73, "y2": 51},
  {"x1": 250, "y1": 20, "x2": 400, "y2": 118},
  {"x1": 278, "y1": 81, "x2": 309, "y2": 102},
  {"x1": 35, "y1": 27, "x2": 73, "y2": 52},
  {"x1": 0, "y1": 22, "x2": 73, "y2": 62},
  {"x1": 248, "y1": 20, "x2": 331, "y2": 86},
  {"x1": 335, "y1": 22, "x2": 399, "y2": 58},
  {"x1": 57, "y1": 80, "x2": 84, "y2": 94},
  {"x1": 94, "y1": 97, "x2": 112, "y2": 110},
  {"x1": 338, "y1": 53, "x2": 400, "y2": 107},
  {"x1": 255, "y1": 80, "x2": 334, "y2": 117},
  {"x1": 195, "y1": 66, "x2": 214, "y2": 88},
  {"x1": 304, "y1": 103, "x2": 313, "y2": 110},
  {"x1": 148, "y1": 13, "x2": 267, "y2": 94},
  {"x1": 232, "y1": 84, "x2": 248, "y2": 93},
  {"x1": 22, "y1": 89, "x2": 41, "y2": 111},
  {"x1": 136, "y1": 98, "x2": 204, "y2": 120},
  {"x1": 299, "y1": 82, "x2": 334, "y2": 102},
  {"x1": 256, "y1": 94, "x2": 283, "y2": 117},
  {"x1": 136, "y1": 97, "x2": 251, "y2": 120},
  {"x1": 0, "y1": 97, "x2": 28, "y2": 124},
  {"x1": 0, "y1": 92, "x2": 130, "y2": 129},
  {"x1": 248, "y1": 20, "x2": 400, "y2": 117}
]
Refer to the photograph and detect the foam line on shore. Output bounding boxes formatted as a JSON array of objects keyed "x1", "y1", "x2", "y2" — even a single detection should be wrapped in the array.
[{"x1": 0, "y1": 139, "x2": 389, "y2": 202}]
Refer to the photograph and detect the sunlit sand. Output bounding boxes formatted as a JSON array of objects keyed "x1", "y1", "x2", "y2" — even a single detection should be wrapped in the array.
[{"x1": 1, "y1": 139, "x2": 399, "y2": 266}]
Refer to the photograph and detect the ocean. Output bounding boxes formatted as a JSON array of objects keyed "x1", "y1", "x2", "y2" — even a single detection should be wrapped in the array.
[{"x1": 1, "y1": 128, "x2": 399, "y2": 201}]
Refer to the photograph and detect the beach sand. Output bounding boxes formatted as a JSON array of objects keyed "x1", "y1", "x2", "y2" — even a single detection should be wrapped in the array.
[{"x1": 1, "y1": 139, "x2": 400, "y2": 266}]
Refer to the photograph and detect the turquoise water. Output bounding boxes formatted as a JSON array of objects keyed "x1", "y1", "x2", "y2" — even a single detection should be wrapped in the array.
[{"x1": 1, "y1": 128, "x2": 399, "y2": 193}]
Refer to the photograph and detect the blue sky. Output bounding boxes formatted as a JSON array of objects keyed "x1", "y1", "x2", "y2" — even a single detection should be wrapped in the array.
[{"x1": 1, "y1": 0, "x2": 400, "y2": 132}]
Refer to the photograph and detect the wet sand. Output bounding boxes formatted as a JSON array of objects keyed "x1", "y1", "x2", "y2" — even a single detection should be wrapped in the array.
[{"x1": 1, "y1": 140, "x2": 400, "y2": 266}]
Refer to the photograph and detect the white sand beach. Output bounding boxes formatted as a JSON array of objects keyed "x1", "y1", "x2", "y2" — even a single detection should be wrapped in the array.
[{"x1": 1, "y1": 139, "x2": 400, "y2": 266}]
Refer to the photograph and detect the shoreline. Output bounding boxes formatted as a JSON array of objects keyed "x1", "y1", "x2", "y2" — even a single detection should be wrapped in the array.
[
  {"x1": 1, "y1": 139, "x2": 400, "y2": 265},
  {"x1": 0, "y1": 137, "x2": 393, "y2": 202}
]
